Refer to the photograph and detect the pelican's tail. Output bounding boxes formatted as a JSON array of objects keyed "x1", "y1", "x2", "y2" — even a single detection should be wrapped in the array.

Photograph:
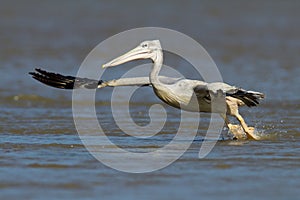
[
  {"x1": 228, "y1": 90, "x2": 265, "y2": 107},
  {"x1": 29, "y1": 68, "x2": 101, "y2": 89}
]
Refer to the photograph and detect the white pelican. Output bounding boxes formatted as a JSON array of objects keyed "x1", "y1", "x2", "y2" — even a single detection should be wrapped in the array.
[{"x1": 102, "y1": 40, "x2": 264, "y2": 140}]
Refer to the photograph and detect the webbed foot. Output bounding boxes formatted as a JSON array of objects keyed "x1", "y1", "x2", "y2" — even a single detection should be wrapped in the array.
[
  {"x1": 245, "y1": 127, "x2": 261, "y2": 140},
  {"x1": 228, "y1": 124, "x2": 247, "y2": 140}
]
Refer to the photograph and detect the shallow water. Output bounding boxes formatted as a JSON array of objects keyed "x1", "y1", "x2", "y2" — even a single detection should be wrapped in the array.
[{"x1": 1, "y1": 1, "x2": 300, "y2": 199}]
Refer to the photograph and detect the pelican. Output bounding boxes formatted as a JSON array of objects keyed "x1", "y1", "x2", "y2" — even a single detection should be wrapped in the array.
[
  {"x1": 102, "y1": 40, "x2": 264, "y2": 140},
  {"x1": 29, "y1": 40, "x2": 265, "y2": 140}
]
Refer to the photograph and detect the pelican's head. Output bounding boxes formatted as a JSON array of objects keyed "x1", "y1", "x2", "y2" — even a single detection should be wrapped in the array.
[{"x1": 102, "y1": 40, "x2": 162, "y2": 68}]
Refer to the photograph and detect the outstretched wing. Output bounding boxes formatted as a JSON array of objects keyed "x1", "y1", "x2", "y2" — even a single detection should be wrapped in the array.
[
  {"x1": 29, "y1": 68, "x2": 183, "y2": 90},
  {"x1": 29, "y1": 68, "x2": 101, "y2": 89}
]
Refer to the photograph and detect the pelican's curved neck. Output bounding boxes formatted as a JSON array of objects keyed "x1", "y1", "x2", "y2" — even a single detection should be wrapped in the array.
[{"x1": 150, "y1": 50, "x2": 163, "y2": 88}]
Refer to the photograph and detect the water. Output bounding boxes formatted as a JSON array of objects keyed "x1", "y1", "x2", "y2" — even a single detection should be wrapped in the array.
[{"x1": 1, "y1": 1, "x2": 299, "y2": 199}]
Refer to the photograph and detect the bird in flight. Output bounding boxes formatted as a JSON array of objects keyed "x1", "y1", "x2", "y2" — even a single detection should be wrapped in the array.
[{"x1": 30, "y1": 40, "x2": 265, "y2": 140}]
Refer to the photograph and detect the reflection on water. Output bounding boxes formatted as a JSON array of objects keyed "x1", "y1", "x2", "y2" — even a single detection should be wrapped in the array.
[{"x1": 0, "y1": 1, "x2": 299, "y2": 199}]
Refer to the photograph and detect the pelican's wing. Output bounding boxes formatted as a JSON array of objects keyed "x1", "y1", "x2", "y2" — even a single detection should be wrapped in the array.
[
  {"x1": 225, "y1": 88, "x2": 265, "y2": 107},
  {"x1": 29, "y1": 68, "x2": 181, "y2": 90},
  {"x1": 206, "y1": 82, "x2": 265, "y2": 107}
]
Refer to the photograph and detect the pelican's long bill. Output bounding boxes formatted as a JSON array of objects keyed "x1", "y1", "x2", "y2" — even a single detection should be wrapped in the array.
[{"x1": 102, "y1": 45, "x2": 149, "y2": 68}]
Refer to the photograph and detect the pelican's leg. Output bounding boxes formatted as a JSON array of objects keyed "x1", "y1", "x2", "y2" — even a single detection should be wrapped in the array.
[
  {"x1": 225, "y1": 97, "x2": 261, "y2": 140},
  {"x1": 220, "y1": 114, "x2": 247, "y2": 140},
  {"x1": 232, "y1": 112, "x2": 260, "y2": 140},
  {"x1": 225, "y1": 100, "x2": 259, "y2": 140}
]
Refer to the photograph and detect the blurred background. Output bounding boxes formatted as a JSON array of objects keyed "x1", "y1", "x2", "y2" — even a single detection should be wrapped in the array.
[
  {"x1": 0, "y1": 0, "x2": 299, "y2": 199},
  {"x1": 1, "y1": 0, "x2": 299, "y2": 100}
]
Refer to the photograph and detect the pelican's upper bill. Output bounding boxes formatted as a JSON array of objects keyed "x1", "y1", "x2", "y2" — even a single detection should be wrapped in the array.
[{"x1": 102, "y1": 40, "x2": 161, "y2": 68}]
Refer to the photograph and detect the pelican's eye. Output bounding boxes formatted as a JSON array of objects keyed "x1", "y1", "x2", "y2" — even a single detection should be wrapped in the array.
[{"x1": 142, "y1": 43, "x2": 148, "y2": 48}]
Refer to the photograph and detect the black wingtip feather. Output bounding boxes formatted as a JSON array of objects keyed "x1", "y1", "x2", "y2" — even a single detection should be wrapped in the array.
[
  {"x1": 29, "y1": 68, "x2": 101, "y2": 90},
  {"x1": 227, "y1": 90, "x2": 264, "y2": 107},
  {"x1": 29, "y1": 68, "x2": 76, "y2": 89}
]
